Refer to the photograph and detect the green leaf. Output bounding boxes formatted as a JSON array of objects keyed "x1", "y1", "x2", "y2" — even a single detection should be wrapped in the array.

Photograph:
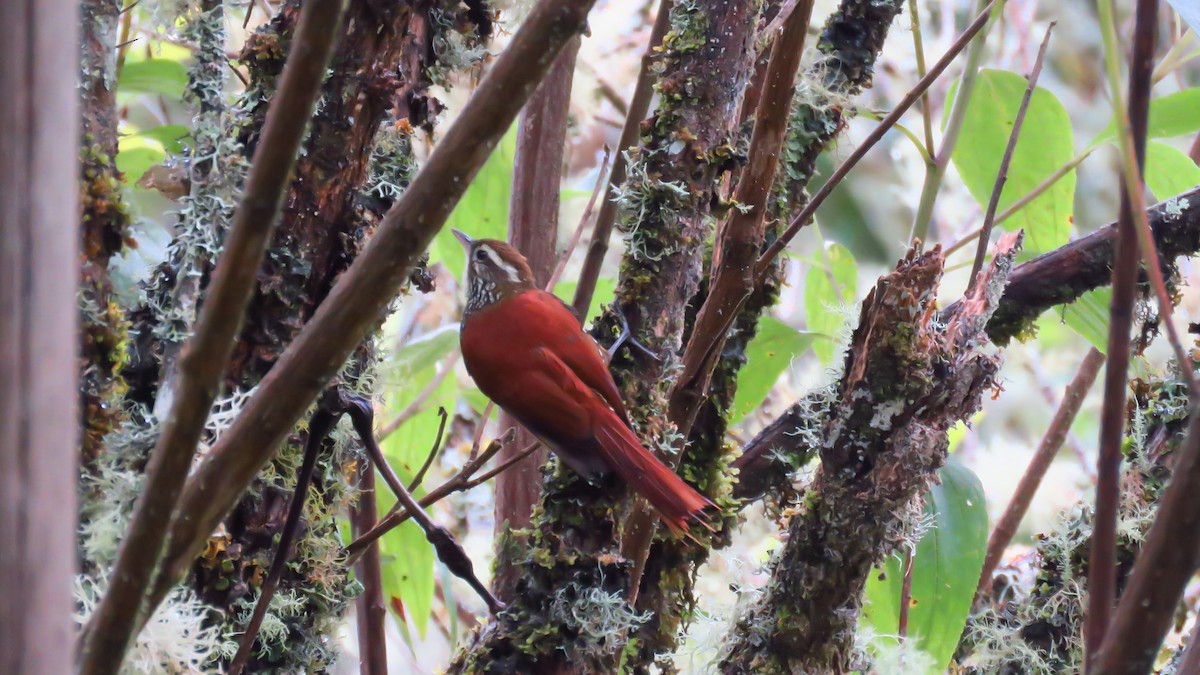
[
  {"x1": 1060, "y1": 288, "x2": 1111, "y2": 353},
  {"x1": 862, "y1": 461, "x2": 989, "y2": 674},
  {"x1": 432, "y1": 125, "x2": 519, "y2": 280},
  {"x1": 116, "y1": 135, "x2": 167, "y2": 183},
  {"x1": 948, "y1": 69, "x2": 1075, "y2": 255},
  {"x1": 1144, "y1": 141, "x2": 1200, "y2": 202},
  {"x1": 117, "y1": 58, "x2": 189, "y2": 99},
  {"x1": 377, "y1": 326, "x2": 460, "y2": 637},
  {"x1": 134, "y1": 124, "x2": 192, "y2": 154},
  {"x1": 552, "y1": 276, "x2": 616, "y2": 324},
  {"x1": 730, "y1": 317, "x2": 822, "y2": 423},
  {"x1": 1094, "y1": 89, "x2": 1200, "y2": 145},
  {"x1": 805, "y1": 242, "x2": 857, "y2": 366}
]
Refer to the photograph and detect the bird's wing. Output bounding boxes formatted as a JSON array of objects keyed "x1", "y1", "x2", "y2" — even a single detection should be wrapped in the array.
[{"x1": 507, "y1": 291, "x2": 632, "y2": 424}]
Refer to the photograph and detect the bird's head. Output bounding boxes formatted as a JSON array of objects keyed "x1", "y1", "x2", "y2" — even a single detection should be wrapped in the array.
[{"x1": 452, "y1": 229, "x2": 536, "y2": 313}]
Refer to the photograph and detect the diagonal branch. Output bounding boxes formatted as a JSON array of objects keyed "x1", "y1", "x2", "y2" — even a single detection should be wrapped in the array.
[
  {"x1": 137, "y1": 0, "x2": 598, "y2": 623},
  {"x1": 753, "y1": 0, "x2": 998, "y2": 281},
  {"x1": 78, "y1": 1, "x2": 346, "y2": 671},
  {"x1": 1086, "y1": 0, "x2": 1156, "y2": 656}
]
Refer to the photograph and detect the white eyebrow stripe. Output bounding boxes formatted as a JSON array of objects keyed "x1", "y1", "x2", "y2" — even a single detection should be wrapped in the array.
[{"x1": 481, "y1": 245, "x2": 522, "y2": 283}]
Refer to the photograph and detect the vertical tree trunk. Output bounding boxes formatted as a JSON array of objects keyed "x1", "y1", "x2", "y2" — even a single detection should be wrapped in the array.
[
  {"x1": 494, "y1": 37, "x2": 579, "y2": 601},
  {"x1": 0, "y1": 0, "x2": 79, "y2": 671}
]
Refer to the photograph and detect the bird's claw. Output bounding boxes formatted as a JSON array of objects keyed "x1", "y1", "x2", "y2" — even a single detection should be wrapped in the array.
[{"x1": 607, "y1": 307, "x2": 662, "y2": 363}]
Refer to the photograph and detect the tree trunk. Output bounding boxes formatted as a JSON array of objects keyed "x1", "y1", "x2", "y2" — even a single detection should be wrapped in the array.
[{"x1": 0, "y1": 0, "x2": 79, "y2": 671}]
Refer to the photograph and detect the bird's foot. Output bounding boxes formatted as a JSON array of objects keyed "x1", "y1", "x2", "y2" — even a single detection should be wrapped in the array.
[{"x1": 606, "y1": 307, "x2": 662, "y2": 363}]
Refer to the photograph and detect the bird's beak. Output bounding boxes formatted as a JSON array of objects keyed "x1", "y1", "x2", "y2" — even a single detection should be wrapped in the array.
[{"x1": 451, "y1": 229, "x2": 474, "y2": 250}]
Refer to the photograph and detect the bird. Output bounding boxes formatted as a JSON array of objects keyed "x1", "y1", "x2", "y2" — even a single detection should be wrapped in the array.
[{"x1": 453, "y1": 229, "x2": 712, "y2": 537}]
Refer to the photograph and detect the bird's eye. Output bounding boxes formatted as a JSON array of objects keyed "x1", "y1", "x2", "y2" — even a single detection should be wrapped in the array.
[{"x1": 474, "y1": 249, "x2": 488, "y2": 262}]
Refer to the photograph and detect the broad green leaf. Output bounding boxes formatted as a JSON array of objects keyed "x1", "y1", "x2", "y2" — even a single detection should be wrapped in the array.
[
  {"x1": 432, "y1": 125, "x2": 518, "y2": 280},
  {"x1": 1060, "y1": 288, "x2": 1112, "y2": 353},
  {"x1": 1094, "y1": 89, "x2": 1200, "y2": 145},
  {"x1": 805, "y1": 242, "x2": 857, "y2": 366},
  {"x1": 117, "y1": 58, "x2": 188, "y2": 99},
  {"x1": 1144, "y1": 141, "x2": 1200, "y2": 202},
  {"x1": 730, "y1": 317, "x2": 822, "y2": 423},
  {"x1": 377, "y1": 326, "x2": 460, "y2": 637},
  {"x1": 948, "y1": 69, "x2": 1075, "y2": 255},
  {"x1": 134, "y1": 124, "x2": 192, "y2": 154},
  {"x1": 552, "y1": 276, "x2": 616, "y2": 324},
  {"x1": 116, "y1": 135, "x2": 166, "y2": 183},
  {"x1": 378, "y1": 497, "x2": 436, "y2": 639},
  {"x1": 862, "y1": 461, "x2": 989, "y2": 674}
]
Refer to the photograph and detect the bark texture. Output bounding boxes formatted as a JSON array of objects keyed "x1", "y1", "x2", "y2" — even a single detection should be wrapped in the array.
[
  {"x1": 720, "y1": 234, "x2": 1020, "y2": 673},
  {"x1": 0, "y1": 0, "x2": 79, "y2": 670},
  {"x1": 452, "y1": 0, "x2": 763, "y2": 670}
]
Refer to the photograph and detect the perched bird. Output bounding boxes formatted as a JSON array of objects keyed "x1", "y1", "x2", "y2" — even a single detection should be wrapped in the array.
[{"x1": 453, "y1": 230, "x2": 712, "y2": 536}]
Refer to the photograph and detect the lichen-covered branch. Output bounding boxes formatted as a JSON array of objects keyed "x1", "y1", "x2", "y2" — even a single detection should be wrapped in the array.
[
  {"x1": 449, "y1": 0, "x2": 764, "y2": 670},
  {"x1": 963, "y1": 371, "x2": 1190, "y2": 673},
  {"x1": 719, "y1": 234, "x2": 1020, "y2": 673},
  {"x1": 77, "y1": 1, "x2": 346, "y2": 671},
  {"x1": 738, "y1": 186, "x2": 1200, "y2": 502},
  {"x1": 79, "y1": 0, "x2": 131, "y2": 463},
  {"x1": 980, "y1": 185, "x2": 1200, "y2": 345},
  {"x1": 630, "y1": 1, "x2": 908, "y2": 665},
  {"x1": 142, "y1": 0, "x2": 597, "y2": 641}
]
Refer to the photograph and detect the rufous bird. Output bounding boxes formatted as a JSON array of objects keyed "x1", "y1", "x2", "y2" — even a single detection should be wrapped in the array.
[{"x1": 453, "y1": 230, "x2": 712, "y2": 536}]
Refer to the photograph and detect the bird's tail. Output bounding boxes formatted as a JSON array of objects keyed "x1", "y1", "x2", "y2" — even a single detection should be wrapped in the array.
[{"x1": 591, "y1": 410, "x2": 713, "y2": 538}]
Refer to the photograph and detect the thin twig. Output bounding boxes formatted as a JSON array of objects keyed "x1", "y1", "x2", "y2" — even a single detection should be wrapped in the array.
[
  {"x1": 462, "y1": 441, "x2": 543, "y2": 489},
  {"x1": 1085, "y1": 0, "x2": 1157, "y2": 660},
  {"x1": 352, "y1": 464, "x2": 388, "y2": 675},
  {"x1": 571, "y1": 0, "x2": 670, "y2": 318},
  {"x1": 548, "y1": 146, "x2": 612, "y2": 293},
  {"x1": 345, "y1": 399, "x2": 504, "y2": 615},
  {"x1": 907, "y1": 0, "x2": 934, "y2": 154},
  {"x1": 78, "y1": 2, "x2": 345, "y2": 671},
  {"x1": 342, "y1": 433, "x2": 516, "y2": 562},
  {"x1": 228, "y1": 407, "x2": 337, "y2": 675},
  {"x1": 910, "y1": 0, "x2": 999, "y2": 243},
  {"x1": 967, "y1": 23, "x2": 1054, "y2": 289},
  {"x1": 975, "y1": 347, "x2": 1103, "y2": 596},
  {"x1": 343, "y1": 439, "x2": 539, "y2": 563},
  {"x1": 898, "y1": 549, "x2": 914, "y2": 637},
  {"x1": 407, "y1": 407, "x2": 448, "y2": 491},
  {"x1": 139, "y1": 0, "x2": 598, "y2": 622},
  {"x1": 754, "y1": 0, "x2": 998, "y2": 282}
]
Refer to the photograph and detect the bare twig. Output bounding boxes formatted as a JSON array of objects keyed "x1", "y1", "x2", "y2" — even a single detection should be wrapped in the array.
[
  {"x1": 351, "y1": 465, "x2": 388, "y2": 675},
  {"x1": 571, "y1": 0, "x2": 670, "y2": 318},
  {"x1": 343, "y1": 438, "x2": 539, "y2": 562},
  {"x1": 407, "y1": 407, "x2": 448, "y2": 491},
  {"x1": 79, "y1": 2, "x2": 345, "y2": 671},
  {"x1": 345, "y1": 399, "x2": 504, "y2": 615},
  {"x1": 141, "y1": 0, "x2": 597, "y2": 620},
  {"x1": 547, "y1": 146, "x2": 611, "y2": 292},
  {"x1": 967, "y1": 23, "x2": 1054, "y2": 288},
  {"x1": 910, "y1": 0, "x2": 997, "y2": 243},
  {"x1": 898, "y1": 549, "x2": 914, "y2": 638},
  {"x1": 1085, "y1": 0, "x2": 1156, "y2": 660},
  {"x1": 228, "y1": 406, "x2": 337, "y2": 675},
  {"x1": 907, "y1": 0, "x2": 934, "y2": 154},
  {"x1": 754, "y1": 0, "x2": 998, "y2": 281},
  {"x1": 976, "y1": 347, "x2": 1104, "y2": 596},
  {"x1": 945, "y1": 149, "x2": 1094, "y2": 257}
]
